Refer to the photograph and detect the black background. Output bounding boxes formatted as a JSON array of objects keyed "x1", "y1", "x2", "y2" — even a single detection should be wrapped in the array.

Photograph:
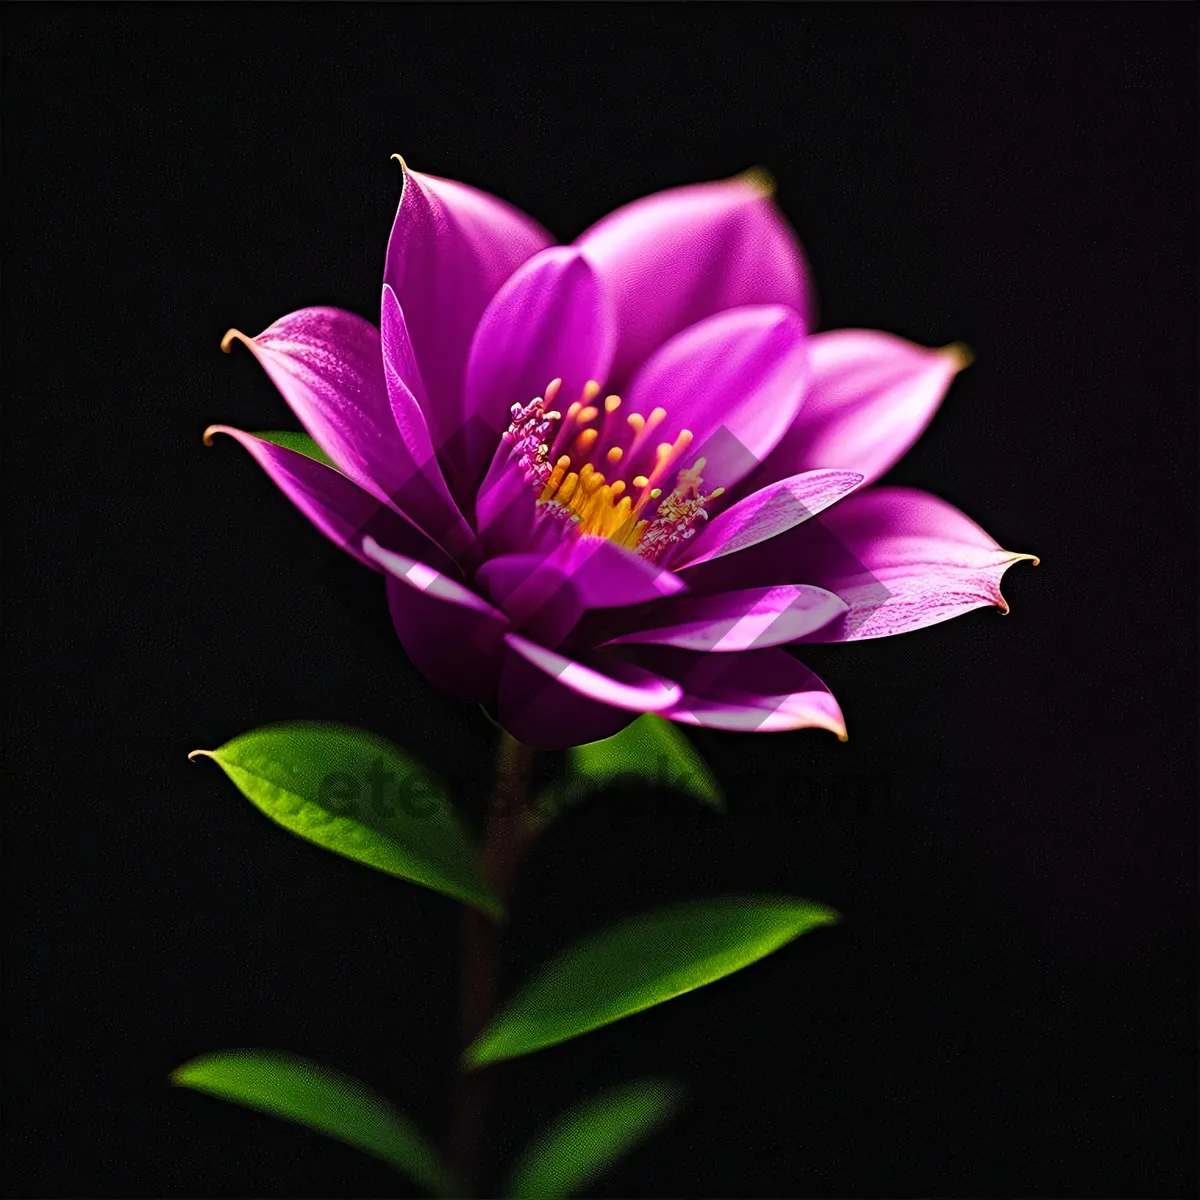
[{"x1": 4, "y1": 4, "x2": 1197, "y2": 1197}]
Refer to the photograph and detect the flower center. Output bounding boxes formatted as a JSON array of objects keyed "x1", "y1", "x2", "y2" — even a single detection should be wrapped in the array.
[{"x1": 502, "y1": 378, "x2": 725, "y2": 562}]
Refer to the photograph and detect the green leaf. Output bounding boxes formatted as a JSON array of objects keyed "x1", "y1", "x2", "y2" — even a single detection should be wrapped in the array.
[
  {"x1": 505, "y1": 1078, "x2": 683, "y2": 1199},
  {"x1": 538, "y1": 715, "x2": 723, "y2": 818},
  {"x1": 171, "y1": 1050, "x2": 457, "y2": 1196},
  {"x1": 190, "y1": 721, "x2": 503, "y2": 919},
  {"x1": 467, "y1": 895, "x2": 838, "y2": 1066},
  {"x1": 254, "y1": 430, "x2": 337, "y2": 468}
]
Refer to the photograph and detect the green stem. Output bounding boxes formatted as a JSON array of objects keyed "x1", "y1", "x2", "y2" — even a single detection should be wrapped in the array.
[{"x1": 451, "y1": 733, "x2": 537, "y2": 1196}]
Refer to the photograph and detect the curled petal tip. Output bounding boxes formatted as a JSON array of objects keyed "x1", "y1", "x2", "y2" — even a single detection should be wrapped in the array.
[
  {"x1": 390, "y1": 153, "x2": 408, "y2": 171},
  {"x1": 187, "y1": 749, "x2": 213, "y2": 762},
  {"x1": 201, "y1": 424, "x2": 221, "y2": 447},
  {"x1": 996, "y1": 552, "x2": 1040, "y2": 615},
  {"x1": 734, "y1": 165, "x2": 777, "y2": 197},
  {"x1": 941, "y1": 341, "x2": 975, "y2": 371},
  {"x1": 220, "y1": 327, "x2": 251, "y2": 354}
]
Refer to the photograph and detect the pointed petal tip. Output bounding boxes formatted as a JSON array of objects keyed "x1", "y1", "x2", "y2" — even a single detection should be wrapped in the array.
[
  {"x1": 775, "y1": 707, "x2": 848, "y2": 741},
  {"x1": 822, "y1": 698, "x2": 849, "y2": 742},
  {"x1": 187, "y1": 748, "x2": 213, "y2": 762},
  {"x1": 823, "y1": 712, "x2": 849, "y2": 742},
  {"x1": 734, "y1": 165, "x2": 777, "y2": 197},
  {"x1": 390, "y1": 152, "x2": 408, "y2": 171},
  {"x1": 793, "y1": 715, "x2": 848, "y2": 741},
  {"x1": 941, "y1": 341, "x2": 975, "y2": 371}
]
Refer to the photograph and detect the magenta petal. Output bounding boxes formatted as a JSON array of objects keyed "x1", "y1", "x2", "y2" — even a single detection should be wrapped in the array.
[
  {"x1": 383, "y1": 165, "x2": 552, "y2": 470},
  {"x1": 461, "y1": 247, "x2": 615, "y2": 495},
  {"x1": 473, "y1": 553, "x2": 578, "y2": 647},
  {"x1": 497, "y1": 635, "x2": 681, "y2": 749},
  {"x1": 484, "y1": 535, "x2": 686, "y2": 614},
  {"x1": 577, "y1": 173, "x2": 815, "y2": 383},
  {"x1": 624, "y1": 306, "x2": 810, "y2": 492},
  {"x1": 601, "y1": 585, "x2": 847, "y2": 652},
  {"x1": 473, "y1": 455, "x2": 548, "y2": 560},
  {"x1": 542, "y1": 536, "x2": 687, "y2": 607},
  {"x1": 785, "y1": 486, "x2": 1040, "y2": 641},
  {"x1": 505, "y1": 635, "x2": 681, "y2": 711},
  {"x1": 476, "y1": 538, "x2": 686, "y2": 647},
  {"x1": 362, "y1": 537, "x2": 510, "y2": 704},
  {"x1": 495, "y1": 656, "x2": 637, "y2": 748},
  {"x1": 223, "y1": 309, "x2": 410, "y2": 506},
  {"x1": 383, "y1": 578, "x2": 506, "y2": 705},
  {"x1": 675, "y1": 469, "x2": 864, "y2": 569},
  {"x1": 203, "y1": 426, "x2": 451, "y2": 573},
  {"x1": 379, "y1": 286, "x2": 477, "y2": 560},
  {"x1": 633, "y1": 647, "x2": 847, "y2": 737},
  {"x1": 760, "y1": 330, "x2": 969, "y2": 486},
  {"x1": 361, "y1": 537, "x2": 507, "y2": 621}
]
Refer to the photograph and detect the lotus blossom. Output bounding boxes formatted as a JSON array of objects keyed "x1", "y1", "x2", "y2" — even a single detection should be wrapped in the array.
[{"x1": 206, "y1": 162, "x2": 1036, "y2": 749}]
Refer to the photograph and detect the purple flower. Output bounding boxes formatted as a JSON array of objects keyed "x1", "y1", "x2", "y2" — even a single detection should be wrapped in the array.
[{"x1": 207, "y1": 164, "x2": 1036, "y2": 749}]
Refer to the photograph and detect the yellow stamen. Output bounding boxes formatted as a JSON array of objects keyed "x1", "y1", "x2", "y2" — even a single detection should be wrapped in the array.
[
  {"x1": 626, "y1": 407, "x2": 671, "y2": 469},
  {"x1": 578, "y1": 477, "x2": 624, "y2": 537},
  {"x1": 569, "y1": 465, "x2": 603, "y2": 519},
  {"x1": 608, "y1": 495, "x2": 633, "y2": 535},
  {"x1": 614, "y1": 517, "x2": 649, "y2": 549},
  {"x1": 633, "y1": 443, "x2": 674, "y2": 501},
  {"x1": 556, "y1": 471, "x2": 580, "y2": 505},
  {"x1": 540, "y1": 455, "x2": 572, "y2": 501},
  {"x1": 523, "y1": 383, "x2": 722, "y2": 558}
]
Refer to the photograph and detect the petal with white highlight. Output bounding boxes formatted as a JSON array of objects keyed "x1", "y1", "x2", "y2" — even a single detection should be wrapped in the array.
[{"x1": 602, "y1": 586, "x2": 848, "y2": 652}]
